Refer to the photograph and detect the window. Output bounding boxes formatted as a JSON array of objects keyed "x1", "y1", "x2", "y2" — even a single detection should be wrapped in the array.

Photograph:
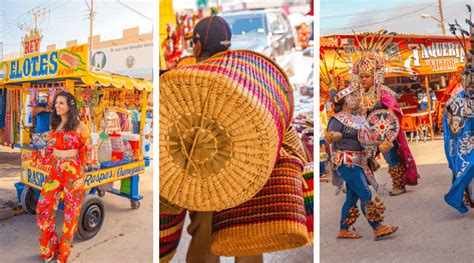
[{"x1": 223, "y1": 15, "x2": 266, "y2": 36}]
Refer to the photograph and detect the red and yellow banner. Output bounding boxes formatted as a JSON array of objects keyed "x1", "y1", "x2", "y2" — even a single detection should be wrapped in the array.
[{"x1": 0, "y1": 44, "x2": 88, "y2": 85}]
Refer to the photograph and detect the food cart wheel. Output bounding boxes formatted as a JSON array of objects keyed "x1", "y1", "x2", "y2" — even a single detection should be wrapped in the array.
[
  {"x1": 131, "y1": 200, "x2": 140, "y2": 209},
  {"x1": 97, "y1": 190, "x2": 106, "y2": 198},
  {"x1": 21, "y1": 186, "x2": 38, "y2": 214},
  {"x1": 77, "y1": 195, "x2": 105, "y2": 241}
]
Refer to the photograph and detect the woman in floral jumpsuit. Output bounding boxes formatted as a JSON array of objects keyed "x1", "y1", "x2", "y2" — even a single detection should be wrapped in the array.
[{"x1": 36, "y1": 91, "x2": 88, "y2": 263}]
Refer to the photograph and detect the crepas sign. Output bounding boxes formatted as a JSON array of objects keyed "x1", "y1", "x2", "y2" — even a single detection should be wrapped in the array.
[
  {"x1": 0, "y1": 44, "x2": 88, "y2": 84},
  {"x1": 21, "y1": 158, "x2": 145, "y2": 190}
]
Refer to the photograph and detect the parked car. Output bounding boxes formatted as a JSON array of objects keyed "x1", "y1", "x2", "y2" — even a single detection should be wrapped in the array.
[{"x1": 221, "y1": 9, "x2": 296, "y2": 60}]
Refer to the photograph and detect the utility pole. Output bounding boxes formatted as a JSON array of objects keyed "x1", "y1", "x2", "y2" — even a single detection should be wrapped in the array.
[
  {"x1": 88, "y1": 0, "x2": 95, "y2": 68},
  {"x1": 18, "y1": 7, "x2": 47, "y2": 55},
  {"x1": 438, "y1": 0, "x2": 446, "y2": 35}
]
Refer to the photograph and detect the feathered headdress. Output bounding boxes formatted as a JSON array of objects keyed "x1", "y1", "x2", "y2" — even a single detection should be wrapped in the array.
[
  {"x1": 350, "y1": 29, "x2": 414, "y2": 110},
  {"x1": 319, "y1": 38, "x2": 351, "y2": 103}
]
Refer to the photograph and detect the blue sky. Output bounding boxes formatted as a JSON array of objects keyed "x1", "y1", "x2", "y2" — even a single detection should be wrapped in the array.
[
  {"x1": 320, "y1": 0, "x2": 471, "y2": 36},
  {"x1": 0, "y1": 0, "x2": 153, "y2": 55}
]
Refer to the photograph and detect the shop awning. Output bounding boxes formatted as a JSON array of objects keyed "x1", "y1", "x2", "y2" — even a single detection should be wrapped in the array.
[{"x1": 81, "y1": 71, "x2": 152, "y2": 91}]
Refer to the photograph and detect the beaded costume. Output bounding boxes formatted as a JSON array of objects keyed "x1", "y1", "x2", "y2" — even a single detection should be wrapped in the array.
[
  {"x1": 351, "y1": 32, "x2": 418, "y2": 194},
  {"x1": 443, "y1": 12, "x2": 474, "y2": 213}
]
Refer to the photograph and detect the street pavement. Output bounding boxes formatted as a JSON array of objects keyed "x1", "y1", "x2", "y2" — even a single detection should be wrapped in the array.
[
  {"x1": 320, "y1": 137, "x2": 474, "y2": 263},
  {"x1": 0, "y1": 146, "x2": 153, "y2": 262}
]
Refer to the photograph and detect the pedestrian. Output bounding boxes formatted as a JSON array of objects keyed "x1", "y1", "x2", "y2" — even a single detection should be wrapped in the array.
[
  {"x1": 182, "y1": 15, "x2": 263, "y2": 263},
  {"x1": 352, "y1": 44, "x2": 419, "y2": 196},
  {"x1": 443, "y1": 10, "x2": 474, "y2": 214},
  {"x1": 327, "y1": 84, "x2": 398, "y2": 239},
  {"x1": 35, "y1": 91, "x2": 89, "y2": 263}
]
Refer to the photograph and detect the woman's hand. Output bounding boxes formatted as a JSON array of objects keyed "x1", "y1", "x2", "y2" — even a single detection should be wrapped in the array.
[
  {"x1": 378, "y1": 140, "x2": 393, "y2": 153},
  {"x1": 326, "y1": 131, "x2": 343, "y2": 143}
]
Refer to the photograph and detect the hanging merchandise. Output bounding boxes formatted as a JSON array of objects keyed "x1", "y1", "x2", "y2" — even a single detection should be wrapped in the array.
[
  {"x1": 0, "y1": 89, "x2": 6, "y2": 130},
  {"x1": 29, "y1": 87, "x2": 38, "y2": 106},
  {"x1": 102, "y1": 108, "x2": 121, "y2": 133},
  {"x1": 13, "y1": 89, "x2": 20, "y2": 144},
  {"x1": 131, "y1": 110, "x2": 140, "y2": 134},
  {"x1": 48, "y1": 84, "x2": 56, "y2": 108},
  {"x1": 91, "y1": 89, "x2": 100, "y2": 107},
  {"x1": 75, "y1": 87, "x2": 84, "y2": 108},
  {"x1": 24, "y1": 94, "x2": 33, "y2": 127}
]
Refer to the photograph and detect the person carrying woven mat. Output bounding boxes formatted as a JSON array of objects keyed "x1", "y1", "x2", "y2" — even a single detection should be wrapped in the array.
[
  {"x1": 327, "y1": 84, "x2": 398, "y2": 239},
  {"x1": 182, "y1": 15, "x2": 263, "y2": 263}
]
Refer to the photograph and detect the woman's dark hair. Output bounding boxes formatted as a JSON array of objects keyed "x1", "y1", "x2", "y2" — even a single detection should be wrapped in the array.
[{"x1": 50, "y1": 91, "x2": 81, "y2": 131}]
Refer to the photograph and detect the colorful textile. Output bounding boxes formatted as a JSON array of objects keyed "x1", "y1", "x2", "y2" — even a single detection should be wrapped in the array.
[
  {"x1": 380, "y1": 88, "x2": 418, "y2": 186},
  {"x1": 302, "y1": 163, "x2": 314, "y2": 240},
  {"x1": 160, "y1": 210, "x2": 187, "y2": 262},
  {"x1": 443, "y1": 91, "x2": 474, "y2": 213},
  {"x1": 36, "y1": 130, "x2": 87, "y2": 262}
]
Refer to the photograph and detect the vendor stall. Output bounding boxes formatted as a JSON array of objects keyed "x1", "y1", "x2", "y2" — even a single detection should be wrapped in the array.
[{"x1": 0, "y1": 44, "x2": 152, "y2": 240}]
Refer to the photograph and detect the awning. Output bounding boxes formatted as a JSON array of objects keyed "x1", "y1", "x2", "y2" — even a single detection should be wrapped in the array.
[{"x1": 81, "y1": 71, "x2": 152, "y2": 91}]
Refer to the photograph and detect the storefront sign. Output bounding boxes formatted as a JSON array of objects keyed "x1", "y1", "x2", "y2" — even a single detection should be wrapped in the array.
[
  {"x1": 92, "y1": 40, "x2": 152, "y2": 81},
  {"x1": 0, "y1": 44, "x2": 88, "y2": 84},
  {"x1": 21, "y1": 153, "x2": 145, "y2": 190},
  {"x1": 336, "y1": 35, "x2": 469, "y2": 76},
  {"x1": 407, "y1": 42, "x2": 465, "y2": 74},
  {"x1": 23, "y1": 31, "x2": 42, "y2": 55}
]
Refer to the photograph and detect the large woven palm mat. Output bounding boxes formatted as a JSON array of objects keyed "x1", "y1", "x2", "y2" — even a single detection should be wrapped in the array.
[
  {"x1": 160, "y1": 50, "x2": 294, "y2": 211},
  {"x1": 210, "y1": 155, "x2": 309, "y2": 256}
]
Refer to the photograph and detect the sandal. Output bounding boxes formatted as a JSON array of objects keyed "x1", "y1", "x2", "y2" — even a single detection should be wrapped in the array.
[
  {"x1": 337, "y1": 229, "x2": 362, "y2": 239},
  {"x1": 374, "y1": 224, "x2": 398, "y2": 239}
]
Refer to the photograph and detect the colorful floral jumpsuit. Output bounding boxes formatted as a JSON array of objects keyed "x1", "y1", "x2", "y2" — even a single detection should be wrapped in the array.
[{"x1": 36, "y1": 130, "x2": 87, "y2": 262}]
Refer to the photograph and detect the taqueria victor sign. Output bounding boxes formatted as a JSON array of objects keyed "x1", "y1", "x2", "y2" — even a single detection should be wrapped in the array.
[{"x1": 331, "y1": 34, "x2": 470, "y2": 76}]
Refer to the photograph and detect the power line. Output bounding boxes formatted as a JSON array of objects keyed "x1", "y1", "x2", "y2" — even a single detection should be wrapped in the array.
[
  {"x1": 325, "y1": 4, "x2": 434, "y2": 31},
  {"x1": 0, "y1": 1, "x2": 78, "y2": 38},
  {"x1": 0, "y1": 0, "x2": 62, "y2": 34},
  {"x1": 115, "y1": 0, "x2": 153, "y2": 22},
  {"x1": 321, "y1": 2, "x2": 434, "y2": 20}
]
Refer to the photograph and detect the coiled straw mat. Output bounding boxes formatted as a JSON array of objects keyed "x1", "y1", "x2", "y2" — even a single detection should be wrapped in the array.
[
  {"x1": 159, "y1": 210, "x2": 187, "y2": 263},
  {"x1": 160, "y1": 50, "x2": 294, "y2": 211},
  {"x1": 210, "y1": 155, "x2": 310, "y2": 256}
]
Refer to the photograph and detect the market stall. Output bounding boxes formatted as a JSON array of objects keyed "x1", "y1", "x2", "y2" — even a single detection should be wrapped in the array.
[{"x1": 0, "y1": 44, "x2": 152, "y2": 240}]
